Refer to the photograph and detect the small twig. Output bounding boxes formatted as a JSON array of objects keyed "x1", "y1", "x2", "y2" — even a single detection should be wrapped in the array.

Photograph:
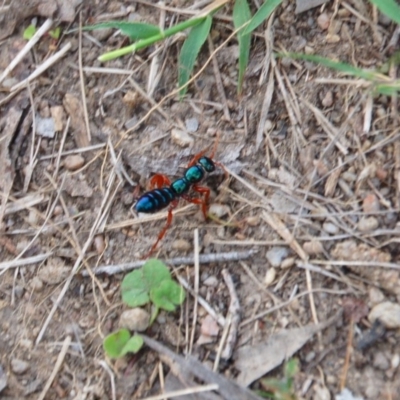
[
  {"x1": 0, "y1": 18, "x2": 53, "y2": 84},
  {"x1": 220, "y1": 269, "x2": 241, "y2": 360},
  {"x1": 81, "y1": 250, "x2": 256, "y2": 276},
  {"x1": 37, "y1": 335, "x2": 71, "y2": 400},
  {"x1": 208, "y1": 36, "x2": 230, "y2": 121},
  {"x1": 0, "y1": 253, "x2": 52, "y2": 272},
  {"x1": 188, "y1": 229, "x2": 200, "y2": 355},
  {"x1": 139, "y1": 384, "x2": 219, "y2": 400},
  {"x1": 11, "y1": 42, "x2": 72, "y2": 92},
  {"x1": 78, "y1": 12, "x2": 91, "y2": 144},
  {"x1": 340, "y1": 319, "x2": 354, "y2": 390},
  {"x1": 141, "y1": 335, "x2": 263, "y2": 400},
  {"x1": 97, "y1": 360, "x2": 116, "y2": 400},
  {"x1": 178, "y1": 275, "x2": 226, "y2": 327}
]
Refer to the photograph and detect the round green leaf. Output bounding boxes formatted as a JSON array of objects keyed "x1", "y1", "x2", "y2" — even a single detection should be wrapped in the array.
[
  {"x1": 150, "y1": 280, "x2": 186, "y2": 311},
  {"x1": 142, "y1": 259, "x2": 171, "y2": 289},
  {"x1": 120, "y1": 334, "x2": 144, "y2": 356},
  {"x1": 121, "y1": 269, "x2": 149, "y2": 307},
  {"x1": 103, "y1": 328, "x2": 131, "y2": 358}
]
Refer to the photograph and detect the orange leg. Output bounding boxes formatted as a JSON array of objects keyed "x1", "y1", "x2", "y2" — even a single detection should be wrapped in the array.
[
  {"x1": 187, "y1": 184, "x2": 211, "y2": 219},
  {"x1": 142, "y1": 199, "x2": 179, "y2": 259},
  {"x1": 149, "y1": 174, "x2": 171, "y2": 189}
]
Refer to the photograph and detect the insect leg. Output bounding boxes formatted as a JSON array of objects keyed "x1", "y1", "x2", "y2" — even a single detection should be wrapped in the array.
[
  {"x1": 149, "y1": 174, "x2": 171, "y2": 189},
  {"x1": 189, "y1": 184, "x2": 211, "y2": 219},
  {"x1": 143, "y1": 199, "x2": 178, "y2": 258}
]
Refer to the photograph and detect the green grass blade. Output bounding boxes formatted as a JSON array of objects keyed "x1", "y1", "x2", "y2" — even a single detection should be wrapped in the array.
[
  {"x1": 369, "y1": 0, "x2": 400, "y2": 25},
  {"x1": 83, "y1": 21, "x2": 161, "y2": 41},
  {"x1": 242, "y1": 0, "x2": 282, "y2": 36},
  {"x1": 277, "y1": 52, "x2": 379, "y2": 81},
  {"x1": 178, "y1": 15, "x2": 212, "y2": 97},
  {"x1": 233, "y1": 0, "x2": 252, "y2": 94}
]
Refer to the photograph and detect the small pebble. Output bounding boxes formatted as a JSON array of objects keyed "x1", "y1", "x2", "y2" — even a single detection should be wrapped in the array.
[
  {"x1": 172, "y1": 239, "x2": 191, "y2": 252},
  {"x1": 368, "y1": 287, "x2": 385, "y2": 306},
  {"x1": 64, "y1": 155, "x2": 85, "y2": 171},
  {"x1": 119, "y1": 308, "x2": 150, "y2": 332},
  {"x1": 363, "y1": 193, "x2": 380, "y2": 213},
  {"x1": 203, "y1": 275, "x2": 219, "y2": 287},
  {"x1": 357, "y1": 216, "x2": 379, "y2": 232},
  {"x1": 322, "y1": 222, "x2": 339, "y2": 235},
  {"x1": 30, "y1": 277, "x2": 43, "y2": 292},
  {"x1": 171, "y1": 128, "x2": 194, "y2": 147},
  {"x1": 303, "y1": 241, "x2": 324, "y2": 255},
  {"x1": 264, "y1": 268, "x2": 276, "y2": 287},
  {"x1": 27, "y1": 210, "x2": 38, "y2": 225},
  {"x1": 317, "y1": 13, "x2": 330, "y2": 30},
  {"x1": 373, "y1": 352, "x2": 390, "y2": 370},
  {"x1": 281, "y1": 257, "x2": 295, "y2": 269},
  {"x1": 200, "y1": 315, "x2": 220, "y2": 337},
  {"x1": 208, "y1": 203, "x2": 230, "y2": 218},
  {"x1": 321, "y1": 90, "x2": 333, "y2": 107},
  {"x1": 122, "y1": 90, "x2": 139, "y2": 108},
  {"x1": 50, "y1": 106, "x2": 64, "y2": 131},
  {"x1": 369, "y1": 301, "x2": 400, "y2": 329},
  {"x1": 185, "y1": 118, "x2": 199, "y2": 133},
  {"x1": 391, "y1": 354, "x2": 400, "y2": 369},
  {"x1": 11, "y1": 359, "x2": 29, "y2": 374},
  {"x1": 94, "y1": 235, "x2": 105, "y2": 254},
  {"x1": 245, "y1": 215, "x2": 259, "y2": 226},
  {"x1": 266, "y1": 247, "x2": 289, "y2": 267}
]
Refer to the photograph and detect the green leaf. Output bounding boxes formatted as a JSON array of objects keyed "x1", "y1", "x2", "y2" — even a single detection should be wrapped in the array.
[
  {"x1": 233, "y1": 0, "x2": 252, "y2": 94},
  {"x1": 150, "y1": 280, "x2": 186, "y2": 311},
  {"x1": 49, "y1": 27, "x2": 61, "y2": 40},
  {"x1": 142, "y1": 259, "x2": 171, "y2": 287},
  {"x1": 178, "y1": 15, "x2": 212, "y2": 97},
  {"x1": 242, "y1": 0, "x2": 282, "y2": 36},
  {"x1": 23, "y1": 25, "x2": 37, "y2": 40},
  {"x1": 121, "y1": 259, "x2": 171, "y2": 307},
  {"x1": 83, "y1": 21, "x2": 161, "y2": 41},
  {"x1": 277, "y1": 52, "x2": 378, "y2": 81},
  {"x1": 369, "y1": 0, "x2": 400, "y2": 25},
  {"x1": 121, "y1": 269, "x2": 149, "y2": 307},
  {"x1": 103, "y1": 329, "x2": 144, "y2": 358}
]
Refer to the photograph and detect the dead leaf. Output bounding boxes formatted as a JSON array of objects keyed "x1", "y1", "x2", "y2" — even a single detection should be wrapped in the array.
[
  {"x1": 235, "y1": 314, "x2": 340, "y2": 386},
  {"x1": 63, "y1": 93, "x2": 90, "y2": 148},
  {"x1": 0, "y1": 108, "x2": 22, "y2": 225}
]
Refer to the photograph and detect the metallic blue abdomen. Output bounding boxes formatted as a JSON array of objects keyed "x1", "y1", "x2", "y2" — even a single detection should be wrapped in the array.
[{"x1": 135, "y1": 188, "x2": 175, "y2": 213}]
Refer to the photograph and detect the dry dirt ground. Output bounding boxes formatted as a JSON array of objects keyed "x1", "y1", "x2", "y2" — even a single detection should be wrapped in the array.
[{"x1": 0, "y1": 0, "x2": 400, "y2": 399}]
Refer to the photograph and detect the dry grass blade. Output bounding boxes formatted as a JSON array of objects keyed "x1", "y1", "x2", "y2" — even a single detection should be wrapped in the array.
[
  {"x1": 10, "y1": 42, "x2": 72, "y2": 92},
  {"x1": 0, "y1": 18, "x2": 53, "y2": 84}
]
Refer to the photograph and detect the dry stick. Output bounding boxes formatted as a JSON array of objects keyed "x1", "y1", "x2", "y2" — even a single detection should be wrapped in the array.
[
  {"x1": 10, "y1": 42, "x2": 72, "y2": 92},
  {"x1": 188, "y1": 229, "x2": 200, "y2": 355},
  {"x1": 97, "y1": 360, "x2": 116, "y2": 400},
  {"x1": 78, "y1": 13, "x2": 91, "y2": 143},
  {"x1": 0, "y1": 18, "x2": 53, "y2": 84},
  {"x1": 340, "y1": 319, "x2": 354, "y2": 391},
  {"x1": 208, "y1": 36, "x2": 230, "y2": 121},
  {"x1": 256, "y1": 67, "x2": 274, "y2": 150},
  {"x1": 37, "y1": 335, "x2": 71, "y2": 400},
  {"x1": 141, "y1": 335, "x2": 263, "y2": 400},
  {"x1": 140, "y1": 384, "x2": 220, "y2": 400},
  {"x1": 82, "y1": 250, "x2": 255, "y2": 276},
  {"x1": 220, "y1": 269, "x2": 240, "y2": 360},
  {"x1": 36, "y1": 168, "x2": 118, "y2": 344}
]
